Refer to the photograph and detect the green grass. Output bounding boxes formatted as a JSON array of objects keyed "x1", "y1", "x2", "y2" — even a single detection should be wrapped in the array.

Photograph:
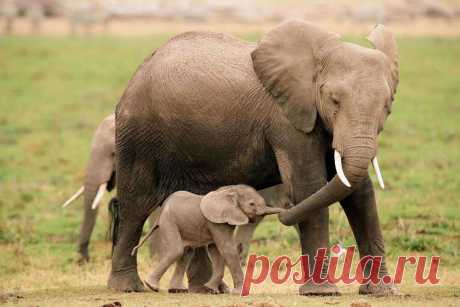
[{"x1": 0, "y1": 34, "x2": 459, "y2": 306}]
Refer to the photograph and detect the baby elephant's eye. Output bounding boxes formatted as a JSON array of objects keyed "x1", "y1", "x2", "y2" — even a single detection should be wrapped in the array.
[
  {"x1": 249, "y1": 202, "x2": 255, "y2": 207},
  {"x1": 331, "y1": 97, "x2": 340, "y2": 106}
]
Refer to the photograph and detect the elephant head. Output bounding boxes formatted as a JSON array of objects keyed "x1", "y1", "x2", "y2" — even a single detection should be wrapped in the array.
[
  {"x1": 200, "y1": 185, "x2": 285, "y2": 225},
  {"x1": 62, "y1": 113, "x2": 116, "y2": 210},
  {"x1": 251, "y1": 20, "x2": 399, "y2": 225}
]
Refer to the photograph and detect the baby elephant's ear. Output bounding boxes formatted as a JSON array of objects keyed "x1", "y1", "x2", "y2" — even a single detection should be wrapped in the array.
[{"x1": 200, "y1": 191, "x2": 249, "y2": 226}]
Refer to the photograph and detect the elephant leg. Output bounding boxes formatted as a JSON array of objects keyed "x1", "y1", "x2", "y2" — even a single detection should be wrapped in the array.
[
  {"x1": 108, "y1": 166, "x2": 160, "y2": 291},
  {"x1": 147, "y1": 208, "x2": 161, "y2": 259},
  {"x1": 212, "y1": 230, "x2": 245, "y2": 293},
  {"x1": 234, "y1": 216, "x2": 263, "y2": 265},
  {"x1": 297, "y1": 208, "x2": 340, "y2": 296},
  {"x1": 204, "y1": 244, "x2": 225, "y2": 294},
  {"x1": 186, "y1": 246, "x2": 213, "y2": 293},
  {"x1": 107, "y1": 209, "x2": 146, "y2": 292},
  {"x1": 268, "y1": 126, "x2": 338, "y2": 296},
  {"x1": 168, "y1": 247, "x2": 193, "y2": 293},
  {"x1": 145, "y1": 226, "x2": 184, "y2": 292},
  {"x1": 340, "y1": 175, "x2": 400, "y2": 296}
]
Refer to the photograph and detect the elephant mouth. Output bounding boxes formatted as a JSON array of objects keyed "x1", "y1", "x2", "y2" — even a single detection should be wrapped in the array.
[
  {"x1": 278, "y1": 142, "x2": 386, "y2": 226},
  {"x1": 334, "y1": 149, "x2": 385, "y2": 189}
]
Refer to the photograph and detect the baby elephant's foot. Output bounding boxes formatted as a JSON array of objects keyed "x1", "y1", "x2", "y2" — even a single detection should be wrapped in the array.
[
  {"x1": 143, "y1": 278, "x2": 160, "y2": 292},
  {"x1": 202, "y1": 284, "x2": 220, "y2": 295},
  {"x1": 168, "y1": 288, "x2": 188, "y2": 294},
  {"x1": 218, "y1": 281, "x2": 230, "y2": 294}
]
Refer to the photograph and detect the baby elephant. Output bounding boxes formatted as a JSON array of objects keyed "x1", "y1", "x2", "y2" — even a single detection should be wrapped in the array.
[{"x1": 133, "y1": 184, "x2": 284, "y2": 294}]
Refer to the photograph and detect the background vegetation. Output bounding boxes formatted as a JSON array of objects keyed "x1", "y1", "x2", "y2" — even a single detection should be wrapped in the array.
[{"x1": 0, "y1": 33, "x2": 459, "y2": 306}]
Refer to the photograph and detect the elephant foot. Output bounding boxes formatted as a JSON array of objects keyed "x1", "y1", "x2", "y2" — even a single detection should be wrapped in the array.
[
  {"x1": 218, "y1": 281, "x2": 230, "y2": 294},
  {"x1": 188, "y1": 285, "x2": 206, "y2": 294},
  {"x1": 144, "y1": 280, "x2": 160, "y2": 292},
  {"x1": 359, "y1": 282, "x2": 401, "y2": 296},
  {"x1": 107, "y1": 269, "x2": 145, "y2": 292},
  {"x1": 76, "y1": 244, "x2": 90, "y2": 265},
  {"x1": 75, "y1": 252, "x2": 89, "y2": 265},
  {"x1": 168, "y1": 288, "x2": 188, "y2": 294},
  {"x1": 299, "y1": 281, "x2": 341, "y2": 296},
  {"x1": 202, "y1": 286, "x2": 220, "y2": 294}
]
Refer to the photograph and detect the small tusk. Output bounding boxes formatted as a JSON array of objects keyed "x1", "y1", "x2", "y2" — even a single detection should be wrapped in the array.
[
  {"x1": 91, "y1": 183, "x2": 107, "y2": 210},
  {"x1": 372, "y1": 157, "x2": 385, "y2": 189},
  {"x1": 62, "y1": 186, "x2": 84, "y2": 208},
  {"x1": 334, "y1": 150, "x2": 351, "y2": 188}
]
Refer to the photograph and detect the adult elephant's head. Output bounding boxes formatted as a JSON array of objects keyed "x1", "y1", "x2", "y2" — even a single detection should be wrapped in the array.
[{"x1": 251, "y1": 20, "x2": 399, "y2": 225}]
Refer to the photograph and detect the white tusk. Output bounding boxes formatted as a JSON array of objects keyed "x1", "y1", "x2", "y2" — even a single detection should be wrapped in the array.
[
  {"x1": 334, "y1": 150, "x2": 351, "y2": 188},
  {"x1": 372, "y1": 157, "x2": 385, "y2": 189},
  {"x1": 62, "y1": 186, "x2": 84, "y2": 208},
  {"x1": 91, "y1": 183, "x2": 107, "y2": 210}
]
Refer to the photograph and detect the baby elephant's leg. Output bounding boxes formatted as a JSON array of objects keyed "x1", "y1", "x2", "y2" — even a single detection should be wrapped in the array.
[
  {"x1": 210, "y1": 225, "x2": 245, "y2": 294},
  {"x1": 168, "y1": 247, "x2": 194, "y2": 293},
  {"x1": 204, "y1": 244, "x2": 225, "y2": 294},
  {"x1": 145, "y1": 224, "x2": 183, "y2": 292}
]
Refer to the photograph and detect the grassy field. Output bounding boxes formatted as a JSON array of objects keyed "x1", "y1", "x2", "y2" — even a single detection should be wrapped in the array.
[{"x1": 0, "y1": 32, "x2": 459, "y2": 306}]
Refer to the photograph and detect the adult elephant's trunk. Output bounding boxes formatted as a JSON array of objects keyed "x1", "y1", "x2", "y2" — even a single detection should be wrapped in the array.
[{"x1": 279, "y1": 139, "x2": 377, "y2": 226}]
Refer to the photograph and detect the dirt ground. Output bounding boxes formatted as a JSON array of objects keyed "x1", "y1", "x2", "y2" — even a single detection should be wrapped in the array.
[{"x1": 4, "y1": 17, "x2": 460, "y2": 37}]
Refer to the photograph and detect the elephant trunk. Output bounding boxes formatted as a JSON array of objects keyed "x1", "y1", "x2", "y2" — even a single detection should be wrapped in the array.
[
  {"x1": 78, "y1": 181, "x2": 101, "y2": 251},
  {"x1": 279, "y1": 137, "x2": 376, "y2": 226},
  {"x1": 259, "y1": 206, "x2": 285, "y2": 216}
]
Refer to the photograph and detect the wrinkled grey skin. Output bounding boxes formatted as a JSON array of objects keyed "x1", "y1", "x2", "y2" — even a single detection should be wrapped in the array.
[
  {"x1": 111, "y1": 20, "x2": 399, "y2": 296},
  {"x1": 137, "y1": 185, "x2": 284, "y2": 294}
]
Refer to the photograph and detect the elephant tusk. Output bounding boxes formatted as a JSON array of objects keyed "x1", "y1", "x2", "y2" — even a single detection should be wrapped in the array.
[
  {"x1": 62, "y1": 186, "x2": 84, "y2": 208},
  {"x1": 334, "y1": 150, "x2": 351, "y2": 188},
  {"x1": 91, "y1": 183, "x2": 107, "y2": 210},
  {"x1": 372, "y1": 157, "x2": 385, "y2": 189}
]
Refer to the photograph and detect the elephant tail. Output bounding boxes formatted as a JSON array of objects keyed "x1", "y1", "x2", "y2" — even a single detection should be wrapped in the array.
[
  {"x1": 131, "y1": 223, "x2": 159, "y2": 256},
  {"x1": 108, "y1": 197, "x2": 120, "y2": 256}
]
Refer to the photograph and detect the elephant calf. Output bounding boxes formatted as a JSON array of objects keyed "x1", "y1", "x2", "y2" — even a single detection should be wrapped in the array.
[{"x1": 132, "y1": 184, "x2": 284, "y2": 294}]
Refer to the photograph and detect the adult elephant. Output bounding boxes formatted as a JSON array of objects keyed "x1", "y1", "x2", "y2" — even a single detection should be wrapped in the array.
[{"x1": 110, "y1": 20, "x2": 399, "y2": 296}]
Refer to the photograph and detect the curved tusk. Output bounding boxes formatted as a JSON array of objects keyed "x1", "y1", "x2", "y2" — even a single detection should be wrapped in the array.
[
  {"x1": 372, "y1": 157, "x2": 385, "y2": 189},
  {"x1": 62, "y1": 186, "x2": 84, "y2": 208},
  {"x1": 91, "y1": 183, "x2": 107, "y2": 210},
  {"x1": 334, "y1": 150, "x2": 351, "y2": 188}
]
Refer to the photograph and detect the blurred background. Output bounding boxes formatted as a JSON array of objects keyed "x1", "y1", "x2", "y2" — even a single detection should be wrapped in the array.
[
  {"x1": 1, "y1": 0, "x2": 460, "y2": 36},
  {"x1": 0, "y1": 1, "x2": 459, "y2": 306}
]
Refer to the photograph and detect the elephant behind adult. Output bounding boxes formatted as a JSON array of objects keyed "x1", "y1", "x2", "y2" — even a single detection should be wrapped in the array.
[
  {"x1": 110, "y1": 20, "x2": 399, "y2": 295},
  {"x1": 62, "y1": 114, "x2": 116, "y2": 263}
]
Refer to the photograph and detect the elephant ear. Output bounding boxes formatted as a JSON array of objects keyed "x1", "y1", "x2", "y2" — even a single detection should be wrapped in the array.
[
  {"x1": 366, "y1": 24, "x2": 399, "y2": 98},
  {"x1": 251, "y1": 19, "x2": 340, "y2": 133},
  {"x1": 200, "y1": 190, "x2": 249, "y2": 226}
]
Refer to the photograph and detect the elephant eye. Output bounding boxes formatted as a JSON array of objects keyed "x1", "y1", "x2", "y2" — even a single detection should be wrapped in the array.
[
  {"x1": 249, "y1": 202, "x2": 255, "y2": 207},
  {"x1": 331, "y1": 98, "x2": 340, "y2": 106}
]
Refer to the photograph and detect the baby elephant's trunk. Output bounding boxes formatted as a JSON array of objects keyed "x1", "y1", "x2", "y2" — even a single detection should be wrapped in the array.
[{"x1": 258, "y1": 207, "x2": 285, "y2": 216}]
